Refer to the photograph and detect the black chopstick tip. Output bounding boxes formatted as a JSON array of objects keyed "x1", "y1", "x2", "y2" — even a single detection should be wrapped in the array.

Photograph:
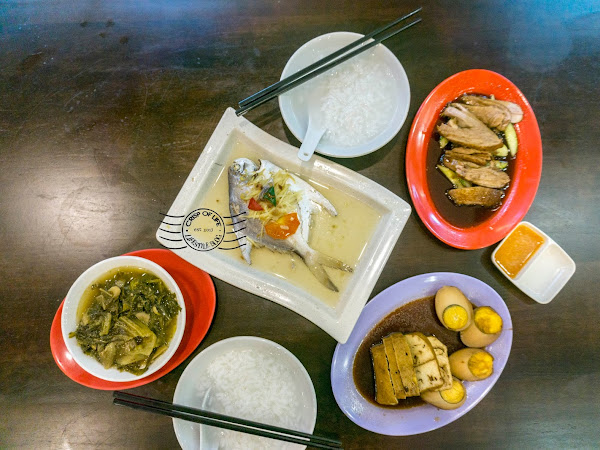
[{"x1": 111, "y1": 391, "x2": 342, "y2": 449}]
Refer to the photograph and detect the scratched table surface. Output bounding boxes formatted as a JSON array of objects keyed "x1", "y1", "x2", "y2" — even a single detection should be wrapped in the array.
[{"x1": 1, "y1": 1, "x2": 599, "y2": 448}]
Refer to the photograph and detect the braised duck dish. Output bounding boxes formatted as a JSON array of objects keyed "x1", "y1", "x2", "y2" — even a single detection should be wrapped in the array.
[{"x1": 434, "y1": 94, "x2": 523, "y2": 210}]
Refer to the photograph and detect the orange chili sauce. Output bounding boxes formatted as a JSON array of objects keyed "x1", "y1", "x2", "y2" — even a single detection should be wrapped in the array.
[{"x1": 494, "y1": 223, "x2": 545, "y2": 278}]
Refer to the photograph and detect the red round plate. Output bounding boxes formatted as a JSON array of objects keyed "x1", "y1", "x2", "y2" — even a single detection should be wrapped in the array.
[
  {"x1": 406, "y1": 69, "x2": 542, "y2": 249},
  {"x1": 49, "y1": 249, "x2": 216, "y2": 390}
]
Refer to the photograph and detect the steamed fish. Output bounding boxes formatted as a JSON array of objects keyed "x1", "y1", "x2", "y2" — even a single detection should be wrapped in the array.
[{"x1": 228, "y1": 158, "x2": 352, "y2": 291}]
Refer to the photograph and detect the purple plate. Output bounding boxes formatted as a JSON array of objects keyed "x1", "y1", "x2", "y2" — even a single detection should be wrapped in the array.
[{"x1": 330, "y1": 272, "x2": 513, "y2": 435}]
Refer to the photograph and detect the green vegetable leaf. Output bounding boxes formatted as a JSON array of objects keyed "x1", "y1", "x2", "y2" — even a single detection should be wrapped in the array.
[{"x1": 262, "y1": 186, "x2": 276, "y2": 206}]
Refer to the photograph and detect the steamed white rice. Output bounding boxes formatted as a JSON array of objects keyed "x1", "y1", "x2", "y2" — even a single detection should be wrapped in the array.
[
  {"x1": 319, "y1": 57, "x2": 396, "y2": 147},
  {"x1": 197, "y1": 347, "x2": 312, "y2": 450}
]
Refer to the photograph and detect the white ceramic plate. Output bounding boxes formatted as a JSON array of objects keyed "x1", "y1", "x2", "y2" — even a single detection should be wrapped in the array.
[
  {"x1": 155, "y1": 108, "x2": 411, "y2": 343},
  {"x1": 61, "y1": 255, "x2": 186, "y2": 382},
  {"x1": 173, "y1": 336, "x2": 317, "y2": 450},
  {"x1": 279, "y1": 31, "x2": 410, "y2": 158},
  {"x1": 331, "y1": 272, "x2": 512, "y2": 435}
]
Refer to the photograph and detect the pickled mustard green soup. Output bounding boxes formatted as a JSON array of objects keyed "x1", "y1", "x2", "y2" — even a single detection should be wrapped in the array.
[{"x1": 70, "y1": 266, "x2": 181, "y2": 375}]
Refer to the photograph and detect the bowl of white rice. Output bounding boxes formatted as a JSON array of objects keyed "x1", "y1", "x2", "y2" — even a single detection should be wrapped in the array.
[
  {"x1": 173, "y1": 336, "x2": 318, "y2": 450},
  {"x1": 279, "y1": 31, "x2": 410, "y2": 158}
]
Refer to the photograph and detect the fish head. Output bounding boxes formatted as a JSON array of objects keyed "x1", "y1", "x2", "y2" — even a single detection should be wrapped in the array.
[
  {"x1": 228, "y1": 158, "x2": 259, "y2": 214},
  {"x1": 229, "y1": 158, "x2": 258, "y2": 182}
]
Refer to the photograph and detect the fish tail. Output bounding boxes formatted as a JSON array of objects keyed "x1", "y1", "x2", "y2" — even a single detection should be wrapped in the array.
[
  {"x1": 305, "y1": 259, "x2": 339, "y2": 292},
  {"x1": 315, "y1": 253, "x2": 354, "y2": 273},
  {"x1": 303, "y1": 251, "x2": 353, "y2": 292}
]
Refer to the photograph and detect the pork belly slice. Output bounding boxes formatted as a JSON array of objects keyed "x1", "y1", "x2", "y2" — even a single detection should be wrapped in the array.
[
  {"x1": 437, "y1": 104, "x2": 503, "y2": 151},
  {"x1": 447, "y1": 186, "x2": 504, "y2": 208},
  {"x1": 443, "y1": 157, "x2": 510, "y2": 189}
]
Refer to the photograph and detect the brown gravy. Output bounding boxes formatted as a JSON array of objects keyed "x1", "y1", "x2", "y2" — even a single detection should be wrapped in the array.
[{"x1": 352, "y1": 296, "x2": 465, "y2": 409}]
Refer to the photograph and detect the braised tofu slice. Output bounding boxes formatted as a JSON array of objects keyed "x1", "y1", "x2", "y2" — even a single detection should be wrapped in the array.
[
  {"x1": 405, "y1": 332, "x2": 444, "y2": 392},
  {"x1": 370, "y1": 344, "x2": 398, "y2": 405},
  {"x1": 428, "y1": 336, "x2": 453, "y2": 391},
  {"x1": 414, "y1": 359, "x2": 445, "y2": 392},
  {"x1": 382, "y1": 336, "x2": 407, "y2": 399},
  {"x1": 404, "y1": 332, "x2": 436, "y2": 366},
  {"x1": 390, "y1": 333, "x2": 420, "y2": 397}
]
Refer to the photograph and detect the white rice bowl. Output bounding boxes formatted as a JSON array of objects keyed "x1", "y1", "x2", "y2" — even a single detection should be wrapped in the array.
[
  {"x1": 173, "y1": 336, "x2": 317, "y2": 450},
  {"x1": 279, "y1": 31, "x2": 410, "y2": 158}
]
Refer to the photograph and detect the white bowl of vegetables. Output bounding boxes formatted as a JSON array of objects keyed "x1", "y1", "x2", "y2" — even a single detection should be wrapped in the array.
[{"x1": 61, "y1": 255, "x2": 186, "y2": 382}]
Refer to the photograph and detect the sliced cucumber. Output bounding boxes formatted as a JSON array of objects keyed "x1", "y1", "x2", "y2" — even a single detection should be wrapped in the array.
[
  {"x1": 505, "y1": 123, "x2": 518, "y2": 156},
  {"x1": 439, "y1": 136, "x2": 449, "y2": 148},
  {"x1": 494, "y1": 145, "x2": 509, "y2": 157},
  {"x1": 488, "y1": 160, "x2": 508, "y2": 170},
  {"x1": 437, "y1": 165, "x2": 472, "y2": 188}
]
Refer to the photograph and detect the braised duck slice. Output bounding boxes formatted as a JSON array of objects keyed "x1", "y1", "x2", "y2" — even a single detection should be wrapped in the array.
[
  {"x1": 462, "y1": 103, "x2": 511, "y2": 130},
  {"x1": 448, "y1": 186, "x2": 504, "y2": 208},
  {"x1": 461, "y1": 95, "x2": 523, "y2": 124},
  {"x1": 437, "y1": 104, "x2": 503, "y2": 151},
  {"x1": 496, "y1": 100, "x2": 523, "y2": 123},
  {"x1": 445, "y1": 148, "x2": 492, "y2": 166},
  {"x1": 445, "y1": 147, "x2": 491, "y2": 155},
  {"x1": 444, "y1": 157, "x2": 510, "y2": 189}
]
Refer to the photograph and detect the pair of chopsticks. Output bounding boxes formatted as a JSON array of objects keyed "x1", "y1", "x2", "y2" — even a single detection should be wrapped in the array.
[
  {"x1": 113, "y1": 391, "x2": 343, "y2": 449},
  {"x1": 235, "y1": 7, "x2": 422, "y2": 116}
]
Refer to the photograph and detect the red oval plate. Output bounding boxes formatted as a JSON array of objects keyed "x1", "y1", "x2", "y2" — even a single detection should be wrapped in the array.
[
  {"x1": 49, "y1": 249, "x2": 216, "y2": 390},
  {"x1": 406, "y1": 69, "x2": 542, "y2": 249}
]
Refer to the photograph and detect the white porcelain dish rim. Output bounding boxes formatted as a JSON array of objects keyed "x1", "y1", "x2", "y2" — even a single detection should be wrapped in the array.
[
  {"x1": 155, "y1": 107, "x2": 411, "y2": 343},
  {"x1": 278, "y1": 31, "x2": 411, "y2": 158},
  {"x1": 172, "y1": 336, "x2": 317, "y2": 450},
  {"x1": 491, "y1": 221, "x2": 576, "y2": 303},
  {"x1": 61, "y1": 255, "x2": 186, "y2": 382}
]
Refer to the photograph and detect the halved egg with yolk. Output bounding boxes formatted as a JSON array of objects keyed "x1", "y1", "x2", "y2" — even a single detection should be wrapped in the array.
[
  {"x1": 421, "y1": 377, "x2": 467, "y2": 410},
  {"x1": 435, "y1": 286, "x2": 473, "y2": 331},
  {"x1": 460, "y1": 306, "x2": 503, "y2": 348},
  {"x1": 449, "y1": 348, "x2": 494, "y2": 381}
]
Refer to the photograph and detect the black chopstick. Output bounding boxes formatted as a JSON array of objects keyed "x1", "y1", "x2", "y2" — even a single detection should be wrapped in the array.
[
  {"x1": 238, "y1": 7, "x2": 422, "y2": 109},
  {"x1": 235, "y1": 10, "x2": 422, "y2": 116},
  {"x1": 113, "y1": 391, "x2": 342, "y2": 449}
]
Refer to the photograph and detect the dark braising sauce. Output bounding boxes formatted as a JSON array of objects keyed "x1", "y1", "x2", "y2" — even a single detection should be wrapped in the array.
[
  {"x1": 426, "y1": 99, "x2": 517, "y2": 228},
  {"x1": 352, "y1": 296, "x2": 465, "y2": 409}
]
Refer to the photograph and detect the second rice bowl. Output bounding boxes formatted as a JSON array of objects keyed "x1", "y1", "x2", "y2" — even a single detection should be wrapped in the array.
[{"x1": 173, "y1": 336, "x2": 317, "y2": 449}]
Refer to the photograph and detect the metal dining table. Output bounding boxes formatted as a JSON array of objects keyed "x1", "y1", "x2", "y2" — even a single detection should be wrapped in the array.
[{"x1": 1, "y1": 1, "x2": 598, "y2": 448}]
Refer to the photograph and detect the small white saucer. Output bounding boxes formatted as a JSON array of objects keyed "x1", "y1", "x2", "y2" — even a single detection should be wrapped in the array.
[{"x1": 491, "y1": 221, "x2": 575, "y2": 304}]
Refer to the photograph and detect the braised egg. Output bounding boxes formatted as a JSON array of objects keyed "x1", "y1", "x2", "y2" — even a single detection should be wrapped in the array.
[
  {"x1": 421, "y1": 376, "x2": 466, "y2": 410},
  {"x1": 435, "y1": 286, "x2": 473, "y2": 331},
  {"x1": 449, "y1": 348, "x2": 494, "y2": 381},
  {"x1": 460, "y1": 306, "x2": 503, "y2": 347}
]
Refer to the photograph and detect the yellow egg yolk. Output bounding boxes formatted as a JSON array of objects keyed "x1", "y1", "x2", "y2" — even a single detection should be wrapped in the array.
[
  {"x1": 442, "y1": 305, "x2": 469, "y2": 330},
  {"x1": 468, "y1": 351, "x2": 494, "y2": 378},
  {"x1": 440, "y1": 379, "x2": 466, "y2": 404},
  {"x1": 474, "y1": 307, "x2": 503, "y2": 334}
]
